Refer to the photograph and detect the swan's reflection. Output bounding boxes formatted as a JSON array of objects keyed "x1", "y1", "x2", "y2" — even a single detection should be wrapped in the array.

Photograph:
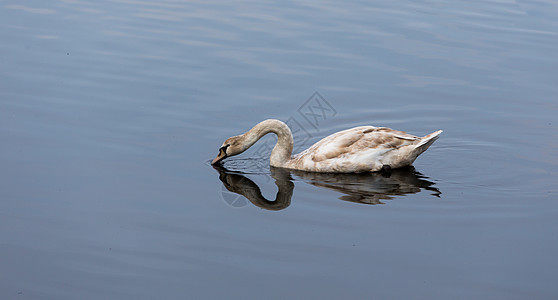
[
  {"x1": 289, "y1": 167, "x2": 440, "y2": 205},
  {"x1": 215, "y1": 165, "x2": 294, "y2": 210},
  {"x1": 214, "y1": 164, "x2": 440, "y2": 210}
]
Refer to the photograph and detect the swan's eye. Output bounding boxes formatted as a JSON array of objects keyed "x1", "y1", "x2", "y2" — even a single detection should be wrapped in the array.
[{"x1": 219, "y1": 144, "x2": 230, "y2": 155}]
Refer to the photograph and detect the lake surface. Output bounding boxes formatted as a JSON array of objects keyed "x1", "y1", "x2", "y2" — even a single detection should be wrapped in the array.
[{"x1": 1, "y1": 0, "x2": 558, "y2": 298}]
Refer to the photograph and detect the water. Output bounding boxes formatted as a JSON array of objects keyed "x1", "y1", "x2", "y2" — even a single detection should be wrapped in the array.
[{"x1": 1, "y1": 0, "x2": 557, "y2": 298}]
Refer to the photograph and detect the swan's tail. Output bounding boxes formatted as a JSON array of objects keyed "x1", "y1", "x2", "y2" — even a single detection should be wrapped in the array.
[{"x1": 414, "y1": 130, "x2": 443, "y2": 155}]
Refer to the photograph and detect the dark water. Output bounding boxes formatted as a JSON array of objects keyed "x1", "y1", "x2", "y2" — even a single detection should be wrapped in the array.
[{"x1": 1, "y1": 0, "x2": 558, "y2": 298}]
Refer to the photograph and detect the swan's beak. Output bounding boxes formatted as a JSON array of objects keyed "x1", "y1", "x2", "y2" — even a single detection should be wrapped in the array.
[{"x1": 211, "y1": 151, "x2": 227, "y2": 165}]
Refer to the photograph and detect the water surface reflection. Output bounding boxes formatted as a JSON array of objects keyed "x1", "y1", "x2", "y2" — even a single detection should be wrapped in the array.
[{"x1": 214, "y1": 164, "x2": 440, "y2": 210}]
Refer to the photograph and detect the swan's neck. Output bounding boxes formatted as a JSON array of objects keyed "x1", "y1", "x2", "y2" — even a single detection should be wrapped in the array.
[{"x1": 241, "y1": 119, "x2": 293, "y2": 167}]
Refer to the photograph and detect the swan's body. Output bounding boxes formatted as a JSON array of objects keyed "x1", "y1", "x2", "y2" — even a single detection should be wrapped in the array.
[{"x1": 212, "y1": 119, "x2": 442, "y2": 173}]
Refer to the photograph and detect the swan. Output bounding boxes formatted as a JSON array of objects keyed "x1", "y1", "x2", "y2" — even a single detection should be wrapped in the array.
[{"x1": 211, "y1": 119, "x2": 442, "y2": 173}]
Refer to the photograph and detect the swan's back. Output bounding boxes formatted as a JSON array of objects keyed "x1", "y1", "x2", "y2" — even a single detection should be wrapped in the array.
[{"x1": 287, "y1": 126, "x2": 442, "y2": 173}]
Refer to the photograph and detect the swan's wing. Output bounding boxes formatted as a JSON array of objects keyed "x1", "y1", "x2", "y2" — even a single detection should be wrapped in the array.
[
  {"x1": 306, "y1": 127, "x2": 419, "y2": 161},
  {"x1": 290, "y1": 126, "x2": 437, "y2": 172},
  {"x1": 307, "y1": 127, "x2": 372, "y2": 161}
]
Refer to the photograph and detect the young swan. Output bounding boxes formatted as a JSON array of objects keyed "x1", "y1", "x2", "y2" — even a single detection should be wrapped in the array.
[{"x1": 211, "y1": 119, "x2": 442, "y2": 173}]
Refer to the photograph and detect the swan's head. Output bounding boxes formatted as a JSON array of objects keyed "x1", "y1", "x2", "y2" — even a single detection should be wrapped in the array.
[{"x1": 211, "y1": 135, "x2": 245, "y2": 165}]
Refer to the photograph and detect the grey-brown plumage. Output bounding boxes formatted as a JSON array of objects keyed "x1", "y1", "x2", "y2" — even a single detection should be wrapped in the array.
[{"x1": 212, "y1": 119, "x2": 442, "y2": 173}]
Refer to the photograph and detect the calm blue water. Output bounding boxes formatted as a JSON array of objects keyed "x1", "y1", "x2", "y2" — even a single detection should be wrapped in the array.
[{"x1": 1, "y1": 0, "x2": 557, "y2": 299}]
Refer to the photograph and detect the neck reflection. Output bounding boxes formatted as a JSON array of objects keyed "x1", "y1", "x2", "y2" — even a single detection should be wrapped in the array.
[
  {"x1": 213, "y1": 164, "x2": 440, "y2": 210},
  {"x1": 214, "y1": 165, "x2": 293, "y2": 210}
]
